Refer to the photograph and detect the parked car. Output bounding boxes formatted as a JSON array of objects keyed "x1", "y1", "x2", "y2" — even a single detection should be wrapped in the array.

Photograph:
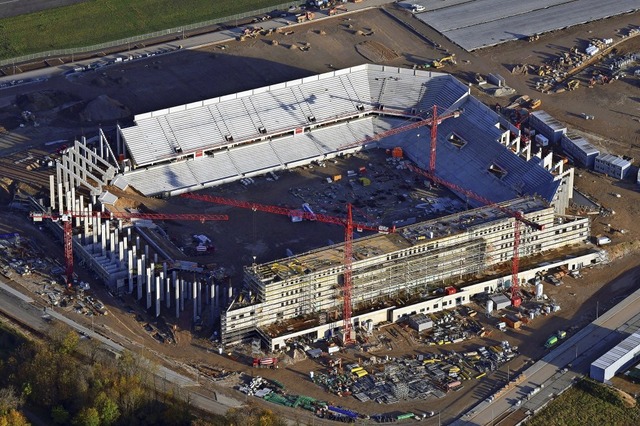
[{"x1": 411, "y1": 4, "x2": 426, "y2": 13}]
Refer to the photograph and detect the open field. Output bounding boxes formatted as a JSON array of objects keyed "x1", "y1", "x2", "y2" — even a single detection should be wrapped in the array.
[
  {"x1": 527, "y1": 378, "x2": 640, "y2": 426},
  {"x1": 0, "y1": 0, "x2": 288, "y2": 60}
]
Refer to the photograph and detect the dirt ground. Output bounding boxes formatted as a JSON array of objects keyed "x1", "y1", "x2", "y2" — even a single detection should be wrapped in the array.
[{"x1": 1, "y1": 3, "x2": 640, "y2": 424}]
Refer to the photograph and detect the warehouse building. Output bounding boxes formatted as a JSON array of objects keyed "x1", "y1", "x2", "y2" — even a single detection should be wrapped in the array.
[
  {"x1": 529, "y1": 111, "x2": 567, "y2": 145},
  {"x1": 222, "y1": 198, "x2": 596, "y2": 349},
  {"x1": 594, "y1": 154, "x2": 632, "y2": 179},
  {"x1": 560, "y1": 133, "x2": 600, "y2": 169},
  {"x1": 591, "y1": 329, "x2": 640, "y2": 382}
]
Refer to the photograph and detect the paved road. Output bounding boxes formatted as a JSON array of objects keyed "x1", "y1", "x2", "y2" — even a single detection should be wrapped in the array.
[
  {"x1": 454, "y1": 278, "x2": 640, "y2": 426},
  {"x1": 0, "y1": 0, "x2": 89, "y2": 19}
]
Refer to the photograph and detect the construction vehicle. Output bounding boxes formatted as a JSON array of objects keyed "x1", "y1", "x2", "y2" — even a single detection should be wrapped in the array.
[
  {"x1": 431, "y1": 55, "x2": 456, "y2": 69},
  {"x1": 252, "y1": 357, "x2": 279, "y2": 368},
  {"x1": 566, "y1": 79, "x2": 580, "y2": 90},
  {"x1": 544, "y1": 330, "x2": 567, "y2": 348},
  {"x1": 296, "y1": 11, "x2": 315, "y2": 23},
  {"x1": 528, "y1": 98, "x2": 541, "y2": 109},
  {"x1": 527, "y1": 33, "x2": 540, "y2": 42}
]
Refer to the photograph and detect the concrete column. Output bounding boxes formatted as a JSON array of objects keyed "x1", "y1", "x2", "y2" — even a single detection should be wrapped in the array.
[
  {"x1": 146, "y1": 267, "x2": 152, "y2": 309},
  {"x1": 197, "y1": 281, "x2": 202, "y2": 316},
  {"x1": 65, "y1": 191, "x2": 72, "y2": 213},
  {"x1": 118, "y1": 240, "x2": 124, "y2": 265},
  {"x1": 154, "y1": 253, "x2": 158, "y2": 263},
  {"x1": 175, "y1": 278, "x2": 180, "y2": 318},
  {"x1": 57, "y1": 182, "x2": 63, "y2": 215},
  {"x1": 49, "y1": 175, "x2": 55, "y2": 210},
  {"x1": 166, "y1": 277, "x2": 171, "y2": 309},
  {"x1": 214, "y1": 284, "x2": 220, "y2": 308},
  {"x1": 180, "y1": 280, "x2": 185, "y2": 311},
  {"x1": 193, "y1": 281, "x2": 198, "y2": 321},
  {"x1": 144, "y1": 244, "x2": 149, "y2": 260},
  {"x1": 137, "y1": 258, "x2": 143, "y2": 300},
  {"x1": 128, "y1": 270, "x2": 133, "y2": 295},
  {"x1": 214, "y1": 283, "x2": 217, "y2": 322},
  {"x1": 101, "y1": 226, "x2": 107, "y2": 257},
  {"x1": 155, "y1": 276, "x2": 161, "y2": 317},
  {"x1": 127, "y1": 227, "x2": 131, "y2": 240},
  {"x1": 159, "y1": 272, "x2": 165, "y2": 302},
  {"x1": 118, "y1": 219, "x2": 123, "y2": 231},
  {"x1": 228, "y1": 284, "x2": 233, "y2": 304},
  {"x1": 123, "y1": 236, "x2": 128, "y2": 251}
]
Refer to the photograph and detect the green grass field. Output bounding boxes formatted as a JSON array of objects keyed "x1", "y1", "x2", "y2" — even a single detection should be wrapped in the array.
[
  {"x1": 526, "y1": 378, "x2": 640, "y2": 426},
  {"x1": 0, "y1": 0, "x2": 291, "y2": 60}
]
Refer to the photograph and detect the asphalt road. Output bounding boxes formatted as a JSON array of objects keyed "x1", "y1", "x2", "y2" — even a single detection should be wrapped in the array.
[
  {"x1": 454, "y1": 278, "x2": 640, "y2": 426},
  {"x1": 0, "y1": 0, "x2": 89, "y2": 19}
]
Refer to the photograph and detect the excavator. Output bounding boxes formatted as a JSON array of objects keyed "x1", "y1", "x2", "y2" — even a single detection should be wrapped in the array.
[{"x1": 431, "y1": 55, "x2": 457, "y2": 69}]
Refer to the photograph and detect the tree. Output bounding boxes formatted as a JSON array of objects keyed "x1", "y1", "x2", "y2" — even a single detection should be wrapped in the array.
[
  {"x1": 0, "y1": 387, "x2": 22, "y2": 415},
  {"x1": 0, "y1": 408, "x2": 30, "y2": 426},
  {"x1": 51, "y1": 405, "x2": 70, "y2": 425},
  {"x1": 72, "y1": 407, "x2": 100, "y2": 426},
  {"x1": 94, "y1": 392, "x2": 120, "y2": 426}
]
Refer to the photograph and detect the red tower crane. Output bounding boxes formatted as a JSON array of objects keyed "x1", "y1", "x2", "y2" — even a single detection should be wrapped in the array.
[
  {"x1": 31, "y1": 210, "x2": 229, "y2": 287},
  {"x1": 336, "y1": 102, "x2": 542, "y2": 307},
  {"x1": 340, "y1": 104, "x2": 461, "y2": 172},
  {"x1": 407, "y1": 164, "x2": 542, "y2": 306},
  {"x1": 180, "y1": 193, "x2": 392, "y2": 344}
]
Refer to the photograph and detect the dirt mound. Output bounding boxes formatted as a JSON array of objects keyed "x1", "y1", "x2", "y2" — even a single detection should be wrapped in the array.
[
  {"x1": 79, "y1": 95, "x2": 131, "y2": 122},
  {"x1": 355, "y1": 40, "x2": 399, "y2": 63},
  {"x1": 16, "y1": 90, "x2": 79, "y2": 112}
]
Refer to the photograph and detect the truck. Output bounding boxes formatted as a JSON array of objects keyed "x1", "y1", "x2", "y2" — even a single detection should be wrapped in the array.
[
  {"x1": 544, "y1": 330, "x2": 567, "y2": 348},
  {"x1": 596, "y1": 235, "x2": 611, "y2": 246},
  {"x1": 252, "y1": 357, "x2": 279, "y2": 368}
]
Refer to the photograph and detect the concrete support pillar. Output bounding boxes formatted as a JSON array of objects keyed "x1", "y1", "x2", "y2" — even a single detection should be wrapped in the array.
[
  {"x1": 154, "y1": 253, "x2": 158, "y2": 263},
  {"x1": 180, "y1": 280, "x2": 185, "y2": 312},
  {"x1": 159, "y1": 272, "x2": 165, "y2": 302},
  {"x1": 146, "y1": 267, "x2": 152, "y2": 309},
  {"x1": 144, "y1": 244, "x2": 149, "y2": 260},
  {"x1": 101, "y1": 226, "x2": 107, "y2": 257},
  {"x1": 214, "y1": 283, "x2": 217, "y2": 322},
  {"x1": 127, "y1": 249, "x2": 134, "y2": 294},
  {"x1": 128, "y1": 270, "x2": 133, "y2": 294},
  {"x1": 166, "y1": 277, "x2": 171, "y2": 309},
  {"x1": 123, "y1": 235, "x2": 128, "y2": 251},
  {"x1": 214, "y1": 284, "x2": 220, "y2": 308},
  {"x1": 228, "y1": 284, "x2": 233, "y2": 304},
  {"x1": 163, "y1": 262, "x2": 167, "y2": 277},
  {"x1": 65, "y1": 191, "x2": 72, "y2": 213},
  {"x1": 197, "y1": 281, "x2": 202, "y2": 316},
  {"x1": 155, "y1": 276, "x2": 161, "y2": 317},
  {"x1": 175, "y1": 278, "x2": 180, "y2": 318},
  {"x1": 136, "y1": 236, "x2": 141, "y2": 251},
  {"x1": 49, "y1": 175, "x2": 55, "y2": 210},
  {"x1": 193, "y1": 281, "x2": 198, "y2": 321},
  {"x1": 57, "y1": 182, "x2": 63, "y2": 215},
  {"x1": 118, "y1": 240, "x2": 124, "y2": 265},
  {"x1": 137, "y1": 258, "x2": 143, "y2": 300}
]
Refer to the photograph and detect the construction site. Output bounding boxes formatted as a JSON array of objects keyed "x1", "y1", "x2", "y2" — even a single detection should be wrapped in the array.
[{"x1": 1, "y1": 0, "x2": 640, "y2": 424}]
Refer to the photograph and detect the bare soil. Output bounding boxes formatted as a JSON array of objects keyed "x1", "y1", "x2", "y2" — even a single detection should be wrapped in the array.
[{"x1": 0, "y1": 4, "x2": 640, "y2": 423}]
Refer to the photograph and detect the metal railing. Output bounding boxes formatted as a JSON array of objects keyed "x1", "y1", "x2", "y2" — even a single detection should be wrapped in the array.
[{"x1": 0, "y1": 1, "x2": 302, "y2": 67}]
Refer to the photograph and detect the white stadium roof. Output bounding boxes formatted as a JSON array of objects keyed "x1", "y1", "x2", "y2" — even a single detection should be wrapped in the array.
[{"x1": 118, "y1": 64, "x2": 559, "y2": 206}]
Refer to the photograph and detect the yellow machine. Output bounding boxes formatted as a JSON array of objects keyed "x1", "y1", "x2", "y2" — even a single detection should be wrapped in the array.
[{"x1": 431, "y1": 55, "x2": 457, "y2": 69}]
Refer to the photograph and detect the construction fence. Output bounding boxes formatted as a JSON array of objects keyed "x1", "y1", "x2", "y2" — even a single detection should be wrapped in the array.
[{"x1": 0, "y1": 1, "x2": 302, "y2": 67}]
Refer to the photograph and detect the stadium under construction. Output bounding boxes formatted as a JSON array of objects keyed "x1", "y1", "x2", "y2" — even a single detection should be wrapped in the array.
[{"x1": 55, "y1": 64, "x2": 600, "y2": 350}]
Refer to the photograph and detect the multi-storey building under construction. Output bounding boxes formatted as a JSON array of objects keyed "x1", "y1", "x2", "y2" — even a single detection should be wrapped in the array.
[{"x1": 222, "y1": 198, "x2": 597, "y2": 350}]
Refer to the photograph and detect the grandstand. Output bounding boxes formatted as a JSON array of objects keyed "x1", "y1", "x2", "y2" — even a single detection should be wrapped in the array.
[{"x1": 116, "y1": 64, "x2": 572, "y2": 212}]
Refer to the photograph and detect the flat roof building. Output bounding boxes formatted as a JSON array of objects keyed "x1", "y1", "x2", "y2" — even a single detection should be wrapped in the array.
[
  {"x1": 530, "y1": 111, "x2": 567, "y2": 145},
  {"x1": 560, "y1": 133, "x2": 599, "y2": 169},
  {"x1": 594, "y1": 154, "x2": 632, "y2": 179},
  {"x1": 591, "y1": 329, "x2": 640, "y2": 382}
]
